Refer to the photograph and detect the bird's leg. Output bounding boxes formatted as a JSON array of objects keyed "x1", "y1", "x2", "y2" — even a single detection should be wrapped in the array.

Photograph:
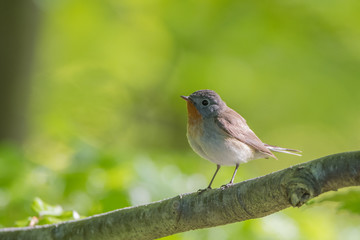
[
  {"x1": 221, "y1": 163, "x2": 239, "y2": 189},
  {"x1": 229, "y1": 163, "x2": 239, "y2": 184},
  {"x1": 198, "y1": 164, "x2": 221, "y2": 193},
  {"x1": 208, "y1": 164, "x2": 221, "y2": 189}
]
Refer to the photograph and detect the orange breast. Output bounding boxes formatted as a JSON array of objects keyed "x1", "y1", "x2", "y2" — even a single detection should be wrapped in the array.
[
  {"x1": 186, "y1": 101, "x2": 203, "y2": 137},
  {"x1": 186, "y1": 101, "x2": 201, "y2": 123}
]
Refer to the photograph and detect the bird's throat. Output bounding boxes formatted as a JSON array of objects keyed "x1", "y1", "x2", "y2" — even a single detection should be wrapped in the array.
[
  {"x1": 186, "y1": 101, "x2": 202, "y2": 124},
  {"x1": 186, "y1": 101, "x2": 203, "y2": 139}
]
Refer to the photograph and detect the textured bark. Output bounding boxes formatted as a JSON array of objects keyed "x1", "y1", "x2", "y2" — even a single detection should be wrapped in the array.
[{"x1": 1, "y1": 151, "x2": 359, "y2": 240}]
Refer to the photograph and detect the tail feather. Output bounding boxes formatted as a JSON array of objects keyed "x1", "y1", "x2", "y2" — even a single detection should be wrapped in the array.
[{"x1": 264, "y1": 144, "x2": 302, "y2": 156}]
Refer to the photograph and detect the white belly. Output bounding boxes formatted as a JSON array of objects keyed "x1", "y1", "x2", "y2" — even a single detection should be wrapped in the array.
[{"x1": 188, "y1": 127, "x2": 261, "y2": 166}]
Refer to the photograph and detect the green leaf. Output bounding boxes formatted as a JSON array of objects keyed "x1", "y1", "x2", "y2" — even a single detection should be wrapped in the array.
[
  {"x1": 38, "y1": 216, "x2": 64, "y2": 225},
  {"x1": 15, "y1": 198, "x2": 84, "y2": 226},
  {"x1": 31, "y1": 197, "x2": 63, "y2": 217},
  {"x1": 15, "y1": 217, "x2": 32, "y2": 227}
]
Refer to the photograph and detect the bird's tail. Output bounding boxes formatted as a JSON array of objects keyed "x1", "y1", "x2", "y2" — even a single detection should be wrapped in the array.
[{"x1": 264, "y1": 144, "x2": 302, "y2": 156}]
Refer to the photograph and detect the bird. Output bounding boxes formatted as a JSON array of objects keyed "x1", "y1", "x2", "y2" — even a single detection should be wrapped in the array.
[{"x1": 181, "y1": 89, "x2": 301, "y2": 190}]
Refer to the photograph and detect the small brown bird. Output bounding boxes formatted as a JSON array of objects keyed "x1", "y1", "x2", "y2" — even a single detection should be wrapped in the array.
[{"x1": 181, "y1": 89, "x2": 301, "y2": 189}]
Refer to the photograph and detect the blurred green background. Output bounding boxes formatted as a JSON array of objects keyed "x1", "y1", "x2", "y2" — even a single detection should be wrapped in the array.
[{"x1": 1, "y1": 0, "x2": 360, "y2": 239}]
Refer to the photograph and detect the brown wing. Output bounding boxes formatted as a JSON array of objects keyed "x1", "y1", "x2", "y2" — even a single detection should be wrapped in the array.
[{"x1": 215, "y1": 108, "x2": 276, "y2": 159}]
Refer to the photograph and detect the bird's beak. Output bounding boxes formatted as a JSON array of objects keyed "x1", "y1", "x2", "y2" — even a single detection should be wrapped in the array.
[{"x1": 181, "y1": 95, "x2": 189, "y2": 101}]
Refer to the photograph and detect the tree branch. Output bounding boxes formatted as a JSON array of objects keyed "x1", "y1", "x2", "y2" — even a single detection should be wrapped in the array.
[{"x1": 1, "y1": 151, "x2": 360, "y2": 240}]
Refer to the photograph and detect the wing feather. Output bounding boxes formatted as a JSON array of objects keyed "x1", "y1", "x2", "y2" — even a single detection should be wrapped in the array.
[{"x1": 215, "y1": 109, "x2": 276, "y2": 159}]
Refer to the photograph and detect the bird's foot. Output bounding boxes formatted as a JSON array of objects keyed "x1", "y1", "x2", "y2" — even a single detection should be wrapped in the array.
[
  {"x1": 220, "y1": 183, "x2": 233, "y2": 189},
  {"x1": 197, "y1": 187, "x2": 211, "y2": 194}
]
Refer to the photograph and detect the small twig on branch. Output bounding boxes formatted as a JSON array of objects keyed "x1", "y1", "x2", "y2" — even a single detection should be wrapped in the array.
[{"x1": 1, "y1": 151, "x2": 360, "y2": 240}]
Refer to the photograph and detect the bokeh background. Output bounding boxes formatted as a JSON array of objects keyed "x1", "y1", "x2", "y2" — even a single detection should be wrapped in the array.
[{"x1": 1, "y1": 0, "x2": 360, "y2": 239}]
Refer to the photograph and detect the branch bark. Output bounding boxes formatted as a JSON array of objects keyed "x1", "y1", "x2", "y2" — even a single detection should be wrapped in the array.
[{"x1": 1, "y1": 151, "x2": 360, "y2": 240}]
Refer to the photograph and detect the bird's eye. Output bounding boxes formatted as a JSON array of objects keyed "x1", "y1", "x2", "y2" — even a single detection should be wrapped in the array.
[{"x1": 202, "y1": 99, "x2": 209, "y2": 106}]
